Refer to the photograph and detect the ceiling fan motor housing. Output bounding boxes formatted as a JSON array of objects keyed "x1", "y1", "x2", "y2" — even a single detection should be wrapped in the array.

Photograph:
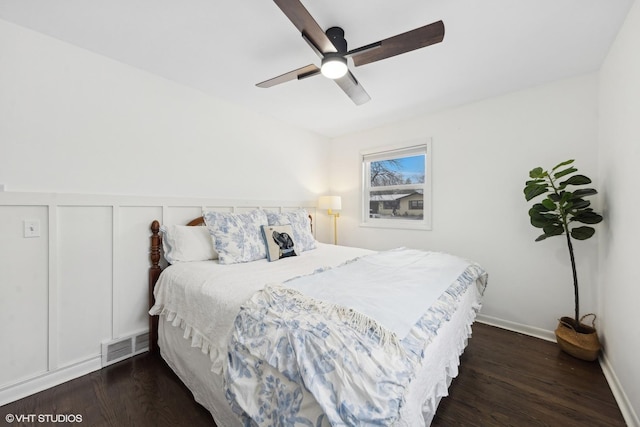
[{"x1": 326, "y1": 26, "x2": 347, "y2": 53}]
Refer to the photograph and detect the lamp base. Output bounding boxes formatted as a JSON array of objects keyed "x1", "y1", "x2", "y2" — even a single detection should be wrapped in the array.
[{"x1": 328, "y1": 210, "x2": 340, "y2": 245}]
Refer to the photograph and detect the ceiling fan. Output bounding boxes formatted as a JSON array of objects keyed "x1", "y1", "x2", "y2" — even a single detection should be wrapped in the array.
[{"x1": 256, "y1": 0, "x2": 445, "y2": 105}]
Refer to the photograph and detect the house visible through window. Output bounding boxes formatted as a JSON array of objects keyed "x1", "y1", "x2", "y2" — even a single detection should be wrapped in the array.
[{"x1": 361, "y1": 140, "x2": 432, "y2": 230}]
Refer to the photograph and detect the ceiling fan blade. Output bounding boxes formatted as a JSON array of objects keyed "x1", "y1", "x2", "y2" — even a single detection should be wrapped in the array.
[
  {"x1": 273, "y1": 0, "x2": 337, "y2": 53},
  {"x1": 302, "y1": 31, "x2": 324, "y2": 59},
  {"x1": 351, "y1": 20, "x2": 445, "y2": 67},
  {"x1": 256, "y1": 64, "x2": 320, "y2": 88},
  {"x1": 345, "y1": 41, "x2": 381, "y2": 58},
  {"x1": 334, "y1": 71, "x2": 371, "y2": 105}
]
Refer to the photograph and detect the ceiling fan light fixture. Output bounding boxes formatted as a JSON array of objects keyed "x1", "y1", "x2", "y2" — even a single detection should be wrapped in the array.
[{"x1": 321, "y1": 55, "x2": 348, "y2": 79}]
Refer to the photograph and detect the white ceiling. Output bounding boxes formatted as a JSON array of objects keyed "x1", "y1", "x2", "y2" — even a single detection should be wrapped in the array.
[{"x1": 0, "y1": 0, "x2": 634, "y2": 137}]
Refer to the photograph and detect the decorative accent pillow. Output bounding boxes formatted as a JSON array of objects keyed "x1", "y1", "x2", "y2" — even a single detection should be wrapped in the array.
[
  {"x1": 160, "y1": 225, "x2": 218, "y2": 264},
  {"x1": 266, "y1": 209, "x2": 316, "y2": 252},
  {"x1": 203, "y1": 209, "x2": 268, "y2": 264},
  {"x1": 261, "y1": 224, "x2": 298, "y2": 262}
]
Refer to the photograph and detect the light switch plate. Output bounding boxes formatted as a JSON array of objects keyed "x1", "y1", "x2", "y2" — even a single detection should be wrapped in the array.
[{"x1": 24, "y1": 220, "x2": 41, "y2": 238}]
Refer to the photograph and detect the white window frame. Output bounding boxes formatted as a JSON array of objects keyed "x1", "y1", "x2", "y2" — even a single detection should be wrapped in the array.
[{"x1": 360, "y1": 138, "x2": 432, "y2": 230}]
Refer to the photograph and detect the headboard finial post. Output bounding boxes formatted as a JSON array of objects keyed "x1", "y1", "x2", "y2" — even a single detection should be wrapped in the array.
[
  {"x1": 149, "y1": 220, "x2": 162, "y2": 353},
  {"x1": 150, "y1": 220, "x2": 161, "y2": 270}
]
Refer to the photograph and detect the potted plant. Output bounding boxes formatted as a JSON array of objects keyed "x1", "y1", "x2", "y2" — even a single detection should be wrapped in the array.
[{"x1": 523, "y1": 159, "x2": 603, "y2": 361}]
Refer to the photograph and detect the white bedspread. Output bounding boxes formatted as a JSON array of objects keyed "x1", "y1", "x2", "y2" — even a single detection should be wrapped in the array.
[{"x1": 149, "y1": 243, "x2": 374, "y2": 373}]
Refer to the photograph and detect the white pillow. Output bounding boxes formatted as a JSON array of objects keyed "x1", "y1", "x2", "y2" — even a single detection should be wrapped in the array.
[
  {"x1": 266, "y1": 209, "x2": 316, "y2": 252},
  {"x1": 160, "y1": 225, "x2": 218, "y2": 264},
  {"x1": 203, "y1": 209, "x2": 269, "y2": 265}
]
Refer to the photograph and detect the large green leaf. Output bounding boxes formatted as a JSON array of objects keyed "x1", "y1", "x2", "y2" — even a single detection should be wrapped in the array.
[
  {"x1": 529, "y1": 209, "x2": 558, "y2": 228},
  {"x1": 571, "y1": 226, "x2": 596, "y2": 240},
  {"x1": 525, "y1": 178, "x2": 545, "y2": 186},
  {"x1": 553, "y1": 167, "x2": 577, "y2": 179},
  {"x1": 541, "y1": 198, "x2": 556, "y2": 210},
  {"x1": 529, "y1": 167, "x2": 546, "y2": 179},
  {"x1": 568, "y1": 198, "x2": 590, "y2": 210},
  {"x1": 535, "y1": 234, "x2": 549, "y2": 242},
  {"x1": 552, "y1": 159, "x2": 574, "y2": 171},
  {"x1": 530, "y1": 216, "x2": 552, "y2": 229},
  {"x1": 572, "y1": 211, "x2": 604, "y2": 224},
  {"x1": 573, "y1": 188, "x2": 597, "y2": 198},
  {"x1": 543, "y1": 224, "x2": 565, "y2": 237},
  {"x1": 524, "y1": 183, "x2": 548, "y2": 201},
  {"x1": 529, "y1": 207, "x2": 559, "y2": 219},
  {"x1": 531, "y1": 202, "x2": 552, "y2": 213},
  {"x1": 561, "y1": 174, "x2": 592, "y2": 187}
]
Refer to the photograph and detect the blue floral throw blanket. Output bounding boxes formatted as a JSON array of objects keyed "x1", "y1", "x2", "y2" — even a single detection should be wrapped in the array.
[{"x1": 224, "y1": 249, "x2": 488, "y2": 426}]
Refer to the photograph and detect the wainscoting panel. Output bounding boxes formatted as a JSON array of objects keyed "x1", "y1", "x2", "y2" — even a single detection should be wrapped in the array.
[
  {"x1": 115, "y1": 206, "x2": 162, "y2": 338},
  {"x1": 0, "y1": 205, "x2": 49, "y2": 387},
  {"x1": 57, "y1": 206, "x2": 113, "y2": 368}
]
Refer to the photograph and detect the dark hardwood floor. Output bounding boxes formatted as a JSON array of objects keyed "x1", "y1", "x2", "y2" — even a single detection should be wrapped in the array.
[
  {"x1": 432, "y1": 324, "x2": 625, "y2": 427},
  {"x1": 1, "y1": 323, "x2": 625, "y2": 426}
]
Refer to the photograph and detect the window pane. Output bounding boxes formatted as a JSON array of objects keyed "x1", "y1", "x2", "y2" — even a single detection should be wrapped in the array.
[
  {"x1": 370, "y1": 155, "x2": 425, "y2": 187},
  {"x1": 368, "y1": 189, "x2": 424, "y2": 220}
]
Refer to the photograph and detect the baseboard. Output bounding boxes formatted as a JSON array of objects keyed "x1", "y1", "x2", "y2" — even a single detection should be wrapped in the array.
[
  {"x1": 0, "y1": 357, "x2": 102, "y2": 406},
  {"x1": 476, "y1": 314, "x2": 557, "y2": 342},
  {"x1": 600, "y1": 352, "x2": 640, "y2": 427}
]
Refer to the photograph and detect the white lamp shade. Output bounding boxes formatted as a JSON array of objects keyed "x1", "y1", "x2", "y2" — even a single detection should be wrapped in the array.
[{"x1": 318, "y1": 196, "x2": 342, "y2": 211}]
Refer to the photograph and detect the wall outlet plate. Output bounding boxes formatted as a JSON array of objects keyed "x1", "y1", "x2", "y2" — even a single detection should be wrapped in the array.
[{"x1": 0, "y1": 184, "x2": 5, "y2": 191}]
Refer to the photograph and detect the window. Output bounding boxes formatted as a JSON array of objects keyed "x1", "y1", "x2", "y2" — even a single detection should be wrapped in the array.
[
  {"x1": 361, "y1": 140, "x2": 432, "y2": 230},
  {"x1": 409, "y1": 200, "x2": 423, "y2": 210}
]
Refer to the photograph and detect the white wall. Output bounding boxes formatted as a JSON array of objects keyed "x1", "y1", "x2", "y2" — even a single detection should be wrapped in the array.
[
  {"x1": 0, "y1": 19, "x2": 329, "y2": 200},
  {"x1": 598, "y1": 0, "x2": 640, "y2": 423},
  {"x1": 329, "y1": 74, "x2": 600, "y2": 336},
  {"x1": 0, "y1": 19, "x2": 330, "y2": 403}
]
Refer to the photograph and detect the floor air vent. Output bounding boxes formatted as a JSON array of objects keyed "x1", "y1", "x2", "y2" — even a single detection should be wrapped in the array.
[
  {"x1": 101, "y1": 331, "x2": 149, "y2": 367},
  {"x1": 134, "y1": 333, "x2": 149, "y2": 353}
]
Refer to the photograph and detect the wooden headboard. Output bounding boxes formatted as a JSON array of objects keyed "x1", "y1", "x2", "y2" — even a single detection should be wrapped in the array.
[
  {"x1": 185, "y1": 217, "x2": 205, "y2": 226},
  {"x1": 148, "y1": 214, "x2": 312, "y2": 353}
]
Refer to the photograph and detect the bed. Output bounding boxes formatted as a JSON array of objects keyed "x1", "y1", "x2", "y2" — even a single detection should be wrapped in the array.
[{"x1": 148, "y1": 209, "x2": 487, "y2": 426}]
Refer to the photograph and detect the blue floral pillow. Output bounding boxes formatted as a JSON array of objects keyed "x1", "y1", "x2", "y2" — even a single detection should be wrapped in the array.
[
  {"x1": 266, "y1": 209, "x2": 316, "y2": 252},
  {"x1": 203, "y1": 209, "x2": 268, "y2": 264}
]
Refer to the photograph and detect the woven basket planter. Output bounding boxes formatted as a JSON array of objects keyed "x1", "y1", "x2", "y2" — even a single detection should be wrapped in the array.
[{"x1": 555, "y1": 313, "x2": 601, "y2": 362}]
